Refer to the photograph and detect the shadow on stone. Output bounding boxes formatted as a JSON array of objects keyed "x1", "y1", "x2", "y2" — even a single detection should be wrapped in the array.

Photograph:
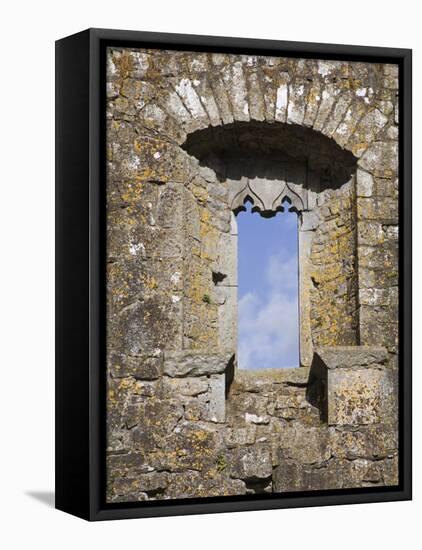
[
  {"x1": 225, "y1": 354, "x2": 236, "y2": 398},
  {"x1": 182, "y1": 121, "x2": 357, "y2": 187},
  {"x1": 306, "y1": 353, "x2": 328, "y2": 423}
]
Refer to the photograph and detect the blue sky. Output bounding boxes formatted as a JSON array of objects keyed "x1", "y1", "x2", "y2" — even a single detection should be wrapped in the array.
[{"x1": 237, "y1": 204, "x2": 299, "y2": 369}]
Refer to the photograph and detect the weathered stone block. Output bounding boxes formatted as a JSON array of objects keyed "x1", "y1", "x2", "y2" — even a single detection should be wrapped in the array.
[
  {"x1": 107, "y1": 295, "x2": 183, "y2": 355},
  {"x1": 322, "y1": 91, "x2": 352, "y2": 136},
  {"x1": 228, "y1": 391, "x2": 270, "y2": 424},
  {"x1": 287, "y1": 82, "x2": 307, "y2": 125},
  {"x1": 357, "y1": 197, "x2": 398, "y2": 223},
  {"x1": 359, "y1": 287, "x2": 398, "y2": 307},
  {"x1": 207, "y1": 374, "x2": 226, "y2": 422},
  {"x1": 328, "y1": 424, "x2": 398, "y2": 460},
  {"x1": 245, "y1": 66, "x2": 266, "y2": 122},
  {"x1": 208, "y1": 74, "x2": 234, "y2": 125},
  {"x1": 190, "y1": 76, "x2": 222, "y2": 127},
  {"x1": 303, "y1": 81, "x2": 322, "y2": 127},
  {"x1": 315, "y1": 347, "x2": 394, "y2": 426},
  {"x1": 163, "y1": 350, "x2": 233, "y2": 377},
  {"x1": 166, "y1": 471, "x2": 246, "y2": 498},
  {"x1": 359, "y1": 305, "x2": 399, "y2": 326},
  {"x1": 316, "y1": 346, "x2": 388, "y2": 369},
  {"x1": 220, "y1": 60, "x2": 250, "y2": 122},
  {"x1": 218, "y1": 286, "x2": 237, "y2": 352},
  {"x1": 107, "y1": 452, "x2": 154, "y2": 476},
  {"x1": 273, "y1": 456, "x2": 395, "y2": 492},
  {"x1": 227, "y1": 446, "x2": 272, "y2": 480},
  {"x1": 358, "y1": 242, "x2": 398, "y2": 271},
  {"x1": 108, "y1": 350, "x2": 163, "y2": 380},
  {"x1": 156, "y1": 183, "x2": 185, "y2": 228},
  {"x1": 360, "y1": 322, "x2": 398, "y2": 351},
  {"x1": 276, "y1": 426, "x2": 331, "y2": 465},
  {"x1": 216, "y1": 230, "x2": 237, "y2": 285},
  {"x1": 128, "y1": 398, "x2": 184, "y2": 440},
  {"x1": 162, "y1": 376, "x2": 209, "y2": 397},
  {"x1": 314, "y1": 85, "x2": 339, "y2": 131},
  {"x1": 245, "y1": 412, "x2": 270, "y2": 425},
  {"x1": 356, "y1": 169, "x2": 374, "y2": 197},
  {"x1": 358, "y1": 142, "x2": 398, "y2": 177},
  {"x1": 224, "y1": 426, "x2": 256, "y2": 448},
  {"x1": 275, "y1": 73, "x2": 289, "y2": 122},
  {"x1": 233, "y1": 367, "x2": 311, "y2": 394},
  {"x1": 173, "y1": 77, "x2": 209, "y2": 127},
  {"x1": 149, "y1": 423, "x2": 219, "y2": 473},
  {"x1": 111, "y1": 471, "x2": 168, "y2": 500}
]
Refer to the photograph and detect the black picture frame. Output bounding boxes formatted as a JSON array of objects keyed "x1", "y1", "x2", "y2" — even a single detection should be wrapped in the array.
[{"x1": 55, "y1": 28, "x2": 412, "y2": 521}]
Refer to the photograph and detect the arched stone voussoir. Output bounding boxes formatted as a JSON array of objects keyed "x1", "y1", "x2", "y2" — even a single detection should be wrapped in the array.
[
  {"x1": 220, "y1": 60, "x2": 250, "y2": 123},
  {"x1": 241, "y1": 56, "x2": 267, "y2": 123},
  {"x1": 312, "y1": 84, "x2": 341, "y2": 133},
  {"x1": 330, "y1": 100, "x2": 369, "y2": 152},
  {"x1": 319, "y1": 90, "x2": 353, "y2": 139},
  {"x1": 160, "y1": 83, "x2": 207, "y2": 136},
  {"x1": 170, "y1": 78, "x2": 210, "y2": 129},
  {"x1": 303, "y1": 80, "x2": 323, "y2": 128},
  {"x1": 187, "y1": 76, "x2": 223, "y2": 128},
  {"x1": 309, "y1": 82, "x2": 380, "y2": 158},
  {"x1": 286, "y1": 80, "x2": 309, "y2": 126}
]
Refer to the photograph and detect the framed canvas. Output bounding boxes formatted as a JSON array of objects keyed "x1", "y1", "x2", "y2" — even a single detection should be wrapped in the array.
[{"x1": 55, "y1": 28, "x2": 412, "y2": 521}]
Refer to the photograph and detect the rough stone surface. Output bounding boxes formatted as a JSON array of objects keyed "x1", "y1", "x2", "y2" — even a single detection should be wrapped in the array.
[
  {"x1": 316, "y1": 346, "x2": 388, "y2": 369},
  {"x1": 163, "y1": 351, "x2": 233, "y2": 377},
  {"x1": 106, "y1": 48, "x2": 399, "y2": 502},
  {"x1": 326, "y1": 366, "x2": 396, "y2": 426}
]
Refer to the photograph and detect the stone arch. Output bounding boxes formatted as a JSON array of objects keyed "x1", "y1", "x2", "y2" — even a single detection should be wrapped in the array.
[
  {"x1": 143, "y1": 55, "x2": 390, "y2": 160},
  {"x1": 109, "y1": 48, "x2": 396, "y2": 180}
]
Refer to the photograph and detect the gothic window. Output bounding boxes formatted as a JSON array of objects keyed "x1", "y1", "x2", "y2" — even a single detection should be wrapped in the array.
[{"x1": 182, "y1": 121, "x2": 358, "y2": 370}]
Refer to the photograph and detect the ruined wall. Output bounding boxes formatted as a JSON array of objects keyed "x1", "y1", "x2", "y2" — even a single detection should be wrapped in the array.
[{"x1": 106, "y1": 47, "x2": 399, "y2": 502}]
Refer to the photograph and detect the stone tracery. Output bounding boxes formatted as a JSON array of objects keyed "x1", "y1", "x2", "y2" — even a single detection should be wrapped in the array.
[{"x1": 229, "y1": 172, "x2": 306, "y2": 215}]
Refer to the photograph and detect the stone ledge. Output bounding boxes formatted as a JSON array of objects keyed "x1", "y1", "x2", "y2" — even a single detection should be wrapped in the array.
[
  {"x1": 163, "y1": 350, "x2": 234, "y2": 377},
  {"x1": 315, "y1": 346, "x2": 388, "y2": 370},
  {"x1": 231, "y1": 367, "x2": 311, "y2": 393}
]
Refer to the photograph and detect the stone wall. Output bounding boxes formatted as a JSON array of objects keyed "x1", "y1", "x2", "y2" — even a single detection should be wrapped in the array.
[
  {"x1": 309, "y1": 180, "x2": 359, "y2": 348},
  {"x1": 106, "y1": 47, "x2": 399, "y2": 502}
]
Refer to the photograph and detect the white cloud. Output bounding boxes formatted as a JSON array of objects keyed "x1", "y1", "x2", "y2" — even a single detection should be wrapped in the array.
[
  {"x1": 238, "y1": 249, "x2": 299, "y2": 370},
  {"x1": 266, "y1": 253, "x2": 298, "y2": 292}
]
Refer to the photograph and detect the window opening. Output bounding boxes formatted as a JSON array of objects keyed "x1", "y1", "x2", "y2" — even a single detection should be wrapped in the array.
[{"x1": 237, "y1": 199, "x2": 299, "y2": 369}]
